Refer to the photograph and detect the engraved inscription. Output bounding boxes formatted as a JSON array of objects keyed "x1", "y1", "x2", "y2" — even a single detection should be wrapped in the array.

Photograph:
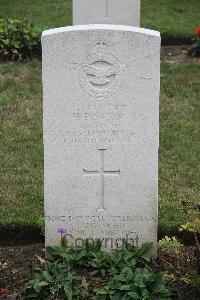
[
  {"x1": 49, "y1": 129, "x2": 135, "y2": 145},
  {"x1": 83, "y1": 149, "x2": 120, "y2": 210},
  {"x1": 79, "y1": 41, "x2": 124, "y2": 98},
  {"x1": 46, "y1": 215, "x2": 157, "y2": 223},
  {"x1": 57, "y1": 103, "x2": 136, "y2": 145}
]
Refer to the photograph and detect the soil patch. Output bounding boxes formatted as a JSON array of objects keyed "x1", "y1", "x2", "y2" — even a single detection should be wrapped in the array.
[
  {"x1": 0, "y1": 244, "x2": 44, "y2": 299},
  {"x1": 161, "y1": 45, "x2": 198, "y2": 63}
]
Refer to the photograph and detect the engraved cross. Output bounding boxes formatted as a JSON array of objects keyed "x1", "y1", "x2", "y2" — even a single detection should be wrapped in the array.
[
  {"x1": 105, "y1": 0, "x2": 109, "y2": 19},
  {"x1": 83, "y1": 149, "x2": 120, "y2": 210}
]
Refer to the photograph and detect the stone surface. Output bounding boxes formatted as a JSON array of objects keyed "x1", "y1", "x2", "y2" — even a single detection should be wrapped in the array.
[
  {"x1": 42, "y1": 24, "x2": 160, "y2": 250},
  {"x1": 73, "y1": 0, "x2": 140, "y2": 27}
]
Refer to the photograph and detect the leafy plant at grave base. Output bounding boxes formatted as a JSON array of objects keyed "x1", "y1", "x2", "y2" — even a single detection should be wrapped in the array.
[
  {"x1": 180, "y1": 210, "x2": 200, "y2": 251},
  {"x1": 188, "y1": 27, "x2": 200, "y2": 57},
  {"x1": 47, "y1": 238, "x2": 103, "y2": 268},
  {"x1": 95, "y1": 267, "x2": 172, "y2": 300},
  {"x1": 158, "y1": 236, "x2": 183, "y2": 254},
  {"x1": 21, "y1": 238, "x2": 172, "y2": 299},
  {"x1": 20, "y1": 261, "x2": 88, "y2": 300},
  {"x1": 0, "y1": 17, "x2": 42, "y2": 60},
  {"x1": 178, "y1": 210, "x2": 200, "y2": 291},
  {"x1": 36, "y1": 217, "x2": 45, "y2": 236}
]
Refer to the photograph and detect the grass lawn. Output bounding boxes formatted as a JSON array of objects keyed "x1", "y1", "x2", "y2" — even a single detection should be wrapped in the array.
[
  {"x1": 0, "y1": 0, "x2": 199, "y2": 41},
  {"x1": 0, "y1": 60, "x2": 43, "y2": 227},
  {"x1": 159, "y1": 63, "x2": 200, "y2": 233},
  {"x1": 0, "y1": 61, "x2": 199, "y2": 234}
]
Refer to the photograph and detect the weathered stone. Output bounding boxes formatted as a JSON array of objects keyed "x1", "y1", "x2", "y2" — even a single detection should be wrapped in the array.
[
  {"x1": 42, "y1": 24, "x2": 160, "y2": 250},
  {"x1": 73, "y1": 0, "x2": 140, "y2": 27}
]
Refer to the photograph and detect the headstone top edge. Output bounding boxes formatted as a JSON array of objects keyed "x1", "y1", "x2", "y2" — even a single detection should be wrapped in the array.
[{"x1": 42, "y1": 24, "x2": 160, "y2": 39}]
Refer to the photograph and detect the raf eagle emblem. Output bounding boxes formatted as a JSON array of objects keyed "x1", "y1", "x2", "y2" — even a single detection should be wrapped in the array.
[
  {"x1": 78, "y1": 41, "x2": 124, "y2": 98},
  {"x1": 82, "y1": 64, "x2": 118, "y2": 86}
]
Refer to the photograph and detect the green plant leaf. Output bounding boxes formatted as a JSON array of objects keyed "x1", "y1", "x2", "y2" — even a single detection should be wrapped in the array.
[{"x1": 64, "y1": 285, "x2": 73, "y2": 300}]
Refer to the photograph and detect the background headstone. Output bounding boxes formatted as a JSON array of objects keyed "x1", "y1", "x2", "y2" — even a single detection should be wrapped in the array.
[
  {"x1": 73, "y1": 0, "x2": 140, "y2": 27},
  {"x1": 42, "y1": 24, "x2": 160, "y2": 250}
]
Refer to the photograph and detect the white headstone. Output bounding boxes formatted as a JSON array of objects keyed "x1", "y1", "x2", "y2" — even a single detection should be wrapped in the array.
[
  {"x1": 73, "y1": 0, "x2": 140, "y2": 27},
  {"x1": 42, "y1": 24, "x2": 160, "y2": 250}
]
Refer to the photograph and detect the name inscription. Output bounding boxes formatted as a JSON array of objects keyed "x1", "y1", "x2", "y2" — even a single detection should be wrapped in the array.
[{"x1": 65, "y1": 103, "x2": 135, "y2": 144}]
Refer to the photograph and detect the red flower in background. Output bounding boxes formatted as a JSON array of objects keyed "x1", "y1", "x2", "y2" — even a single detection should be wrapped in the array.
[{"x1": 195, "y1": 27, "x2": 200, "y2": 36}]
